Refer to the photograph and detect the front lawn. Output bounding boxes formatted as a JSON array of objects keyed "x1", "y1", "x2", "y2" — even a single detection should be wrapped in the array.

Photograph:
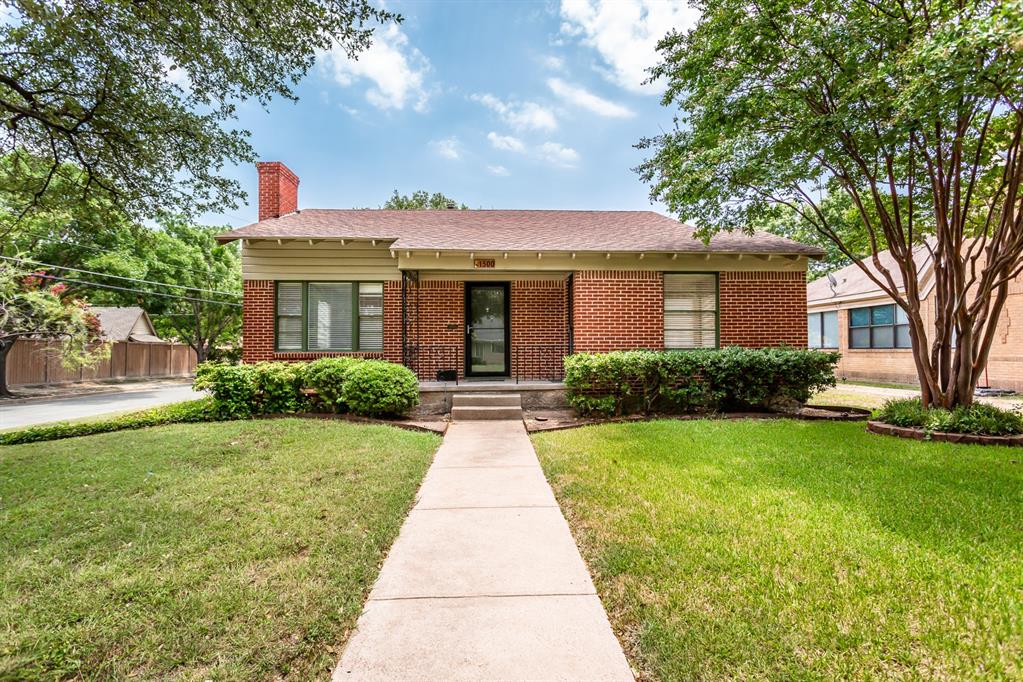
[
  {"x1": 1, "y1": 419, "x2": 439, "y2": 680},
  {"x1": 533, "y1": 420, "x2": 1023, "y2": 680}
]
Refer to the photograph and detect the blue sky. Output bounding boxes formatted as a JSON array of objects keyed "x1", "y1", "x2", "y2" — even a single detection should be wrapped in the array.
[{"x1": 205, "y1": 0, "x2": 700, "y2": 228}]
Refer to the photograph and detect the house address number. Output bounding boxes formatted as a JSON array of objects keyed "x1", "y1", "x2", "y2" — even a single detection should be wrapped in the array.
[{"x1": 473, "y1": 258, "x2": 496, "y2": 269}]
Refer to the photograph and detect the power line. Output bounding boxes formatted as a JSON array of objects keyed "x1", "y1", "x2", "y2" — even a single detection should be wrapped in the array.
[
  {"x1": 2, "y1": 255, "x2": 242, "y2": 298},
  {"x1": 28, "y1": 272, "x2": 242, "y2": 307},
  {"x1": 4, "y1": 227, "x2": 240, "y2": 281}
]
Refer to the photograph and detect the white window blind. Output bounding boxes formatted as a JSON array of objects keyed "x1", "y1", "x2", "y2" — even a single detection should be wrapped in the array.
[
  {"x1": 307, "y1": 283, "x2": 353, "y2": 350},
  {"x1": 276, "y1": 282, "x2": 304, "y2": 350},
  {"x1": 664, "y1": 274, "x2": 717, "y2": 349},
  {"x1": 808, "y1": 311, "x2": 838, "y2": 348},
  {"x1": 358, "y1": 282, "x2": 384, "y2": 351}
]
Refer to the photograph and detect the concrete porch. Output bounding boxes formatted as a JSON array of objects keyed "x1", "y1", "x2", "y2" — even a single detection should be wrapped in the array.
[{"x1": 415, "y1": 379, "x2": 568, "y2": 415}]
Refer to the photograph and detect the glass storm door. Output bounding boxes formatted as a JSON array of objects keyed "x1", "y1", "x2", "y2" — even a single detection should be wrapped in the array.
[{"x1": 465, "y1": 283, "x2": 509, "y2": 377}]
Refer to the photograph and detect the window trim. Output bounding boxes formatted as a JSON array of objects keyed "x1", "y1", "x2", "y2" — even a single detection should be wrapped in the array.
[
  {"x1": 663, "y1": 272, "x2": 720, "y2": 349},
  {"x1": 274, "y1": 281, "x2": 384, "y2": 353},
  {"x1": 807, "y1": 310, "x2": 839, "y2": 349},
  {"x1": 848, "y1": 303, "x2": 911, "y2": 350}
]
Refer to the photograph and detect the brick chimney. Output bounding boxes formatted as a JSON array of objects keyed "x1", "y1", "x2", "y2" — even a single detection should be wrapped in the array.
[{"x1": 256, "y1": 161, "x2": 299, "y2": 221}]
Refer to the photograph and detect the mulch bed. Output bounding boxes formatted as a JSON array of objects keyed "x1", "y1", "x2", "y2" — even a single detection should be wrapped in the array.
[{"x1": 866, "y1": 420, "x2": 1023, "y2": 447}]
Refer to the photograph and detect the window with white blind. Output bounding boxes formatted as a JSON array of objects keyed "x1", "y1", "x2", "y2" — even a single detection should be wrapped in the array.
[
  {"x1": 808, "y1": 311, "x2": 838, "y2": 349},
  {"x1": 664, "y1": 274, "x2": 718, "y2": 349},
  {"x1": 275, "y1": 282, "x2": 384, "y2": 352}
]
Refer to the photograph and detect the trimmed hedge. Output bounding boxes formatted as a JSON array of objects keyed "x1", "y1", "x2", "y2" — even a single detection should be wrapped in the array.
[
  {"x1": 194, "y1": 358, "x2": 419, "y2": 418},
  {"x1": 564, "y1": 347, "x2": 840, "y2": 416},
  {"x1": 0, "y1": 398, "x2": 215, "y2": 446},
  {"x1": 340, "y1": 360, "x2": 420, "y2": 417},
  {"x1": 874, "y1": 398, "x2": 1023, "y2": 436}
]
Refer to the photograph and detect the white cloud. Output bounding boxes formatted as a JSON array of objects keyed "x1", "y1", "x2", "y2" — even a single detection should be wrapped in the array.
[
  {"x1": 538, "y1": 142, "x2": 580, "y2": 168},
  {"x1": 547, "y1": 78, "x2": 634, "y2": 118},
  {"x1": 559, "y1": 0, "x2": 700, "y2": 94},
  {"x1": 320, "y1": 23, "x2": 430, "y2": 111},
  {"x1": 487, "y1": 165, "x2": 511, "y2": 176},
  {"x1": 542, "y1": 55, "x2": 566, "y2": 71},
  {"x1": 430, "y1": 137, "x2": 461, "y2": 160},
  {"x1": 487, "y1": 132, "x2": 526, "y2": 153},
  {"x1": 471, "y1": 93, "x2": 557, "y2": 132}
]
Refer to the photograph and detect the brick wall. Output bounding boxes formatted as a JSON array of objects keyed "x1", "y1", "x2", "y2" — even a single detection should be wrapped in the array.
[
  {"x1": 719, "y1": 271, "x2": 808, "y2": 347},
  {"x1": 404, "y1": 280, "x2": 465, "y2": 379},
  {"x1": 571, "y1": 271, "x2": 664, "y2": 352},
  {"x1": 510, "y1": 279, "x2": 568, "y2": 379}
]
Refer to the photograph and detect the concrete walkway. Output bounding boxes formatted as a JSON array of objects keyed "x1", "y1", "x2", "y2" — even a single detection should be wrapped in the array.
[{"x1": 334, "y1": 420, "x2": 634, "y2": 681}]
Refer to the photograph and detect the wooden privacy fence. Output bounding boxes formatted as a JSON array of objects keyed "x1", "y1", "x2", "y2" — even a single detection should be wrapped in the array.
[{"x1": 6, "y1": 340, "x2": 197, "y2": 386}]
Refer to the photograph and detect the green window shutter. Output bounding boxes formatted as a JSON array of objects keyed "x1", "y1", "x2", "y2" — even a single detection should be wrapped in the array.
[
  {"x1": 358, "y1": 283, "x2": 384, "y2": 351},
  {"x1": 276, "y1": 282, "x2": 304, "y2": 350},
  {"x1": 664, "y1": 274, "x2": 717, "y2": 349},
  {"x1": 307, "y1": 283, "x2": 353, "y2": 350}
]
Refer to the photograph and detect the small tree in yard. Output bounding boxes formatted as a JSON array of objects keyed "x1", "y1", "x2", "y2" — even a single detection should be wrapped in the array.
[
  {"x1": 0, "y1": 261, "x2": 106, "y2": 397},
  {"x1": 639, "y1": 0, "x2": 1023, "y2": 408}
]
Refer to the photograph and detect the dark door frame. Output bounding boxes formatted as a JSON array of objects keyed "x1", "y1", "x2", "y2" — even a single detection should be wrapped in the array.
[{"x1": 464, "y1": 281, "x2": 511, "y2": 378}]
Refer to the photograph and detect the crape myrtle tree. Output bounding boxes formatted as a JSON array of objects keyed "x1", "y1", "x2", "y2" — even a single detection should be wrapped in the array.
[
  {"x1": 638, "y1": 0, "x2": 1023, "y2": 408},
  {"x1": 0, "y1": 0, "x2": 395, "y2": 220},
  {"x1": 0, "y1": 260, "x2": 106, "y2": 396}
]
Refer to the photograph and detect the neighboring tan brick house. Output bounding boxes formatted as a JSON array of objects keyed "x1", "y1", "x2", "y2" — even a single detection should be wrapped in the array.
[
  {"x1": 807, "y1": 244, "x2": 1023, "y2": 392},
  {"x1": 217, "y1": 162, "x2": 823, "y2": 380}
]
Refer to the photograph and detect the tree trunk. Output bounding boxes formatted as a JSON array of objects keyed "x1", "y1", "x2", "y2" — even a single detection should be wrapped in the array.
[{"x1": 0, "y1": 339, "x2": 14, "y2": 398}]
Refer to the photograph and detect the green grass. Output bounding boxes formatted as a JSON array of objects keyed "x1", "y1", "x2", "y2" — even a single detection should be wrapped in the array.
[
  {"x1": 533, "y1": 419, "x2": 1023, "y2": 680},
  {"x1": 0, "y1": 419, "x2": 440, "y2": 680}
]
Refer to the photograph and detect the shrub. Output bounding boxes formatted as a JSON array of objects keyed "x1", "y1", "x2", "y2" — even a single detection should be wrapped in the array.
[
  {"x1": 251, "y1": 361, "x2": 305, "y2": 414},
  {"x1": 339, "y1": 360, "x2": 420, "y2": 417},
  {"x1": 0, "y1": 398, "x2": 215, "y2": 446},
  {"x1": 563, "y1": 347, "x2": 840, "y2": 416},
  {"x1": 304, "y1": 357, "x2": 364, "y2": 411},
  {"x1": 874, "y1": 398, "x2": 1023, "y2": 436},
  {"x1": 874, "y1": 398, "x2": 930, "y2": 428},
  {"x1": 194, "y1": 362, "x2": 257, "y2": 418}
]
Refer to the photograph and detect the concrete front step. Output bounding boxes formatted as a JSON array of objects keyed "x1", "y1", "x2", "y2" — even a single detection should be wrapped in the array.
[
  {"x1": 452, "y1": 393, "x2": 522, "y2": 407},
  {"x1": 450, "y1": 405, "x2": 523, "y2": 421}
]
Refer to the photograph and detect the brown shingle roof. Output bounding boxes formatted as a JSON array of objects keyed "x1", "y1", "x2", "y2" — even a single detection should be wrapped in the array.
[
  {"x1": 216, "y1": 209, "x2": 824, "y2": 256},
  {"x1": 806, "y1": 242, "x2": 935, "y2": 303}
]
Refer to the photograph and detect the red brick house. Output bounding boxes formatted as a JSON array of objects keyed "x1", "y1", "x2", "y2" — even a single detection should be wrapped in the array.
[{"x1": 217, "y1": 162, "x2": 823, "y2": 381}]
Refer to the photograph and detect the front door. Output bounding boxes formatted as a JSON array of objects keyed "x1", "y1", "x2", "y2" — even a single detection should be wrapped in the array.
[{"x1": 465, "y1": 283, "x2": 509, "y2": 377}]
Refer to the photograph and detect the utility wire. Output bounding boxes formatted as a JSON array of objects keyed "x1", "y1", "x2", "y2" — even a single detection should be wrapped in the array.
[
  {"x1": 3, "y1": 228, "x2": 241, "y2": 281},
  {"x1": 28, "y1": 272, "x2": 242, "y2": 307},
  {"x1": 2, "y1": 255, "x2": 242, "y2": 298}
]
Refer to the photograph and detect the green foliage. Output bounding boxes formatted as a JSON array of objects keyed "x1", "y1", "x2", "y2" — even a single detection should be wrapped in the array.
[
  {"x1": 0, "y1": 398, "x2": 214, "y2": 445},
  {"x1": 195, "y1": 358, "x2": 421, "y2": 418},
  {"x1": 0, "y1": 259, "x2": 109, "y2": 395},
  {"x1": 638, "y1": 0, "x2": 1023, "y2": 407},
  {"x1": 194, "y1": 362, "x2": 257, "y2": 419},
  {"x1": 382, "y1": 190, "x2": 467, "y2": 210},
  {"x1": 303, "y1": 357, "x2": 364, "y2": 411},
  {"x1": 563, "y1": 348, "x2": 840, "y2": 416},
  {"x1": 0, "y1": 2, "x2": 395, "y2": 219},
  {"x1": 252, "y1": 362, "x2": 306, "y2": 415},
  {"x1": 875, "y1": 398, "x2": 1023, "y2": 436},
  {"x1": 339, "y1": 361, "x2": 420, "y2": 417}
]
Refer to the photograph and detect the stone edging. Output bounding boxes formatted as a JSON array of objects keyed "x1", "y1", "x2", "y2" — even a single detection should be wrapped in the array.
[{"x1": 866, "y1": 420, "x2": 1023, "y2": 447}]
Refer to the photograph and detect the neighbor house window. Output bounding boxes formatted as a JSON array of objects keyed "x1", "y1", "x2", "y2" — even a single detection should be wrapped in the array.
[
  {"x1": 275, "y1": 281, "x2": 384, "y2": 352},
  {"x1": 664, "y1": 274, "x2": 718, "y2": 348},
  {"x1": 848, "y1": 303, "x2": 910, "y2": 349},
  {"x1": 807, "y1": 311, "x2": 838, "y2": 349}
]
